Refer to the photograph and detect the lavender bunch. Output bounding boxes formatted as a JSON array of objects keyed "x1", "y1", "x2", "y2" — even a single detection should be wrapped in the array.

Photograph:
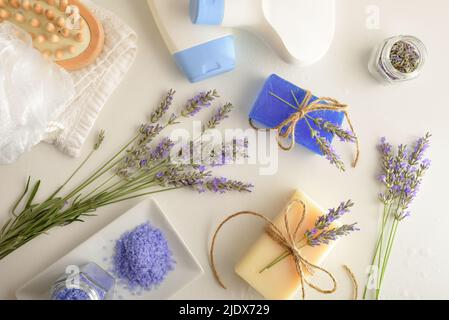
[
  {"x1": 260, "y1": 201, "x2": 358, "y2": 273},
  {"x1": 0, "y1": 90, "x2": 253, "y2": 261},
  {"x1": 363, "y1": 133, "x2": 431, "y2": 300}
]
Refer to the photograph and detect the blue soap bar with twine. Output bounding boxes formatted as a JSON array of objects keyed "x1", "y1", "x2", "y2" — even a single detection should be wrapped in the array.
[
  {"x1": 250, "y1": 74, "x2": 344, "y2": 155},
  {"x1": 249, "y1": 74, "x2": 359, "y2": 171}
]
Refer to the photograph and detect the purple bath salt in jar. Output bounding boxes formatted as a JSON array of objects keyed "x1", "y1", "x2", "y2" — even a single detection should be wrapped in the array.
[{"x1": 51, "y1": 263, "x2": 115, "y2": 300}]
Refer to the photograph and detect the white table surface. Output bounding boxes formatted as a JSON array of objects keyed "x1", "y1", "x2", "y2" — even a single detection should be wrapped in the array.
[{"x1": 1, "y1": 0, "x2": 448, "y2": 300}]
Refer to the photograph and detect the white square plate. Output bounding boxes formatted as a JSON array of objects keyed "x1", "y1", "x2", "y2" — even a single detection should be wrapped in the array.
[{"x1": 16, "y1": 198, "x2": 204, "y2": 300}]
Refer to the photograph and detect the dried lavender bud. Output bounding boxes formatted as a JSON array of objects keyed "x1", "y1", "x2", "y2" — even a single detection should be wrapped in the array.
[
  {"x1": 203, "y1": 177, "x2": 254, "y2": 194},
  {"x1": 306, "y1": 223, "x2": 359, "y2": 247},
  {"x1": 390, "y1": 40, "x2": 421, "y2": 74},
  {"x1": 314, "y1": 200, "x2": 354, "y2": 230},
  {"x1": 155, "y1": 165, "x2": 210, "y2": 188},
  {"x1": 408, "y1": 132, "x2": 431, "y2": 165},
  {"x1": 181, "y1": 90, "x2": 220, "y2": 117},
  {"x1": 150, "y1": 89, "x2": 175, "y2": 124},
  {"x1": 204, "y1": 103, "x2": 234, "y2": 131},
  {"x1": 204, "y1": 138, "x2": 249, "y2": 167},
  {"x1": 149, "y1": 138, "x2": 175, "y2": 163},
  {"x1": 139, "y1": 123, "x2": 164, "y2": 141},
  {"x1": 94, "y1": 130, "x2": 105, "y2": 150},
  {"x1": 309, "y1": 117, "x2": 356, "y2": 143},
  {"x1": 311, "y1": 130, "x2": 346, "y2": 172}
]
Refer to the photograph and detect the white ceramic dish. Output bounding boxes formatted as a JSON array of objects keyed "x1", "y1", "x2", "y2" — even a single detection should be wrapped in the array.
[{"x1": 16, "y1": 198, "x2": 204, "y2": 300}]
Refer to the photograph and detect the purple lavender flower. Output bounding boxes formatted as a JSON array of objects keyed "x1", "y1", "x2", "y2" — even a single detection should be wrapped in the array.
[
  {"x1": 409, "y1": 133, "x2": 431, "y2": 165},
  {"x1": 309, "y1": 117, "x2": 356, "y2": 143},
  {"x1": 304, "y1": 200, "x2": 356, "y2": 247},
  {"x1": 306, "y1": 223, "x2": 359, "y2": 247},
  {"x1": 314, "y1": 200, "x2": 354, "y2": 230},
  {"x1": 116, "y1": 90, "x2": 253, "y2": 196},
  {"x1": 155, "y1": 165, "x2": 210, "y2": 190},
  {"x1": 395, "y1": 211, "x2": 411, "y2": 221},
  {"x1": 210, "y1": 139, "x2": 248, "y2": 167},
  {"x1": 204, "y1": 103, "x2": 234, "y2": 131},
  {"x1": 203, "y1": 177, "x2": 254, "y2": 194},
  {"x1": 151, "y1": 89, "x2": 175, "y2": 124},
  {"x1": 377, "y1": 134, "x2": 431, "y2": 221},
  {"x1": 379, "y1": 137, "x2": 393, "y2": 157},
  {"x1": 312, "y1": 130, "x2": 346, "y2": 171},
  {"x1": 149, "y1": 138, "x2": 175, "y2": 162},
  {"x1": 181, "y1": 90, "x2": 220, "y2": 118},
  {"x1": 140, "y1": 123, "x2": 163, "y2": 137},
  {"x1": 422, "y1": 159, "x2": 431, "y2": 169},
  {"x1": 139, "y1": 159, "x2": 148, "y2": 168}
]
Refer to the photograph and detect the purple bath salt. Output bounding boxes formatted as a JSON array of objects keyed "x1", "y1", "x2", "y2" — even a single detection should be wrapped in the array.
[
  {"x1": 51, "y1": 263, "x2": 115, "y2": 300},
  {"x1": 113, "y1": 222, "x2": 175, "y2": 291},
  {"x1": 54, "y1": 288, "x2": 91, "y2": 301}
]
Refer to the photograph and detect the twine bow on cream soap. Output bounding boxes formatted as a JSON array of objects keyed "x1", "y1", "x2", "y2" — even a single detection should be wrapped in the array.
[
  {"x1": 250, "y1": 89, "x2": 360, "y2": 168},
  {"x1": 210, "y1": 199, "x2": 340, "y2": 300}
]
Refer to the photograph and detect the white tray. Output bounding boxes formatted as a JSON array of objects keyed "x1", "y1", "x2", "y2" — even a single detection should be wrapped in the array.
[{"x1": 16, "y1": 198, "x2": 204, "y2": 300}]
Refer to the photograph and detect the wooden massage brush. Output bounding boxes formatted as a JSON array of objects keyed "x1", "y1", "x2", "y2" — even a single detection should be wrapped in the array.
[{"x1": 0, "y1": 0, "x2": 104, "y2": 70}]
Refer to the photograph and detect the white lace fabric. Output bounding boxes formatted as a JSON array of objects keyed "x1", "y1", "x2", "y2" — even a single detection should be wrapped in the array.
[{"x1": 0, "y1": 23, "x2": 75, "y2": 165}]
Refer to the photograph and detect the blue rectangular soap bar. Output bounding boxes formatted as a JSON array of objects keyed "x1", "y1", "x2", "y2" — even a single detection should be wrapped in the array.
[{"x1": 249, "y1": 74, "x2": 345, "y2": 156}]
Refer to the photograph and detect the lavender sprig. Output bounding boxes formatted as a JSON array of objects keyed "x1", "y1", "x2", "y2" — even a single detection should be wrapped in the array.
[
  {"x1": 140, "y1": 137, "x2": 175, "y2": 168},
  {"x1": 94, "y1": 130, "x2": 106, "y2": 150},
  {"x1": 204, "y1": 103, "x2": 234, "y2": 131},
  {"x1": 306, "y1": 223, "x2": 359, "y2": 247},
  {"x1": 313, "y1": 200, "x2": 354, "y2": 230},
  {"x1": 409, "y1": 132, "x2": 431, "y2": 165},
  {"x1": 309, "y1": 117, "x2": 356, "y2": 143},
  {"x1": 181, "y1": 90, "x2": 220, "y2": 117},
  {"x1": 311, "y1": 130, "x2": 346, "y2": 172},
  {"x1": 364, "y1": 133, "x2": 431, "y2": 300},
  {"x1": 305, "y1": 200, "x2": 357, "y2": 246},
  {"x1": 203, "y1": 177, "x2": 254, "y2": 194},
  {"x1": 151, "y1": 89, "x2": 175, "y2": 124},
  {"x1": 155, "y1": 165, "x2": 253, "y2": 194},
  {"x1": 260, "y1": 200, "x2": 358, "y2": 273},
  {"x1": 155, "y1": 165, "x2": 210, "y2": 188}
]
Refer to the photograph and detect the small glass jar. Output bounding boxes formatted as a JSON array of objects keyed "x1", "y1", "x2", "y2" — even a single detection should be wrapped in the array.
[
  {"x1": 368, "y1": 35, "x2": 427, "y2": 84},
  {"x1": 51, "y1": 263, "x2": 115, "y2": 300}
]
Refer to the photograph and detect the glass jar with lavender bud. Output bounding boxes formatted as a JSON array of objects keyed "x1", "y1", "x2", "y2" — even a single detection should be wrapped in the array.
[
  {"x1": 51, "y1": 263, "x2": 115, "y2": 300},
  {"x1": 368, "y1": 35, "x2": 427, "y2": 84}
]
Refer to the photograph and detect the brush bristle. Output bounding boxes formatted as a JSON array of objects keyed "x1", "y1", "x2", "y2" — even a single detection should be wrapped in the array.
[{"x1": 0, "y1": 0, "x2": 92, "y2": 62}]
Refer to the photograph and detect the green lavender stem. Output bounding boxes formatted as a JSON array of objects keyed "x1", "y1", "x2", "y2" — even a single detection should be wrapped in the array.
[
  {"x1": 259, "y1": 239, "x2": 307, "y2": 274},
  {"x1": 362, "y1": 203, "x2": 391, "y2": 299},
  {"x1": 376, "y1": 219, "x2": 399, "y2": 299}
]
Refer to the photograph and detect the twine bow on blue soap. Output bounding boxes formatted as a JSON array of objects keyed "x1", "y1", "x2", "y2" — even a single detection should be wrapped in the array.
[{"x1": 249, "y1": 90, "x2": 360, "y2": 168}]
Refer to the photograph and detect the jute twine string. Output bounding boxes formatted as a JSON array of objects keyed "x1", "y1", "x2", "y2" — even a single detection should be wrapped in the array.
[
  {"x1": 343, "y1": 265, "x2": 359, "y2": 300},
  {"x1": 210, "y1": 199, "x2": 342, "y2": 300},
  {"x1": 249, "y1": 90, "x2": 360, "y2": 168}
]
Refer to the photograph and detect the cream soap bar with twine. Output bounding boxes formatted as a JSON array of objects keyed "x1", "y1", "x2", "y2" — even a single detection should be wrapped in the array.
[
  {"x1": 234, "y1": 190, "x2": 340, "y2": 300},
  {"x1": 0, "y1": 0, "x2": 104, "y2": 70}
]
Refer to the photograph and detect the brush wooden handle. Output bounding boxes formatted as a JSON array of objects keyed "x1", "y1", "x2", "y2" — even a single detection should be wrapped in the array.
[{"x1": 57, "y1": 0, "x2": 104, "y2": 70}]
